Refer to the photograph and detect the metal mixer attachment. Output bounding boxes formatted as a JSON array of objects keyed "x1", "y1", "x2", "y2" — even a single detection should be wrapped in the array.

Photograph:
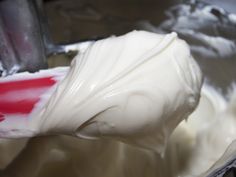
[{"x1": 0, "y1": 0, "x2": 65, "y2": 76}]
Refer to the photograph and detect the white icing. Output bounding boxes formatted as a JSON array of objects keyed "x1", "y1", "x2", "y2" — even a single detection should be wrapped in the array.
[
  {"x1": 164, "y1": 83, "x2": 236, "y2": 177},
  {"x1": 30, "y1": 31, "x2": 202, "y2": 154}
]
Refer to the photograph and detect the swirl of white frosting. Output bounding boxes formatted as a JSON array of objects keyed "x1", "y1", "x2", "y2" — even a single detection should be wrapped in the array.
[{"x1": 31, "y1": 31, "x2": 202, "y2": 154}]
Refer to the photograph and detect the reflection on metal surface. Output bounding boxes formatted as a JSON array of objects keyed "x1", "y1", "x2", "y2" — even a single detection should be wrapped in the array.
[
  {"x1": 223, "y1": 167, "x2": 236, "y2": 177},
  {"x1": 138, "y1": 0, "x2": 236, "y2": 90},
  {"x1": 207, "y1": 158, "x2": 236, "y2": 177},
  {"x1": 0, "y1": 0, "x2": 48, "y2": 76}
]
